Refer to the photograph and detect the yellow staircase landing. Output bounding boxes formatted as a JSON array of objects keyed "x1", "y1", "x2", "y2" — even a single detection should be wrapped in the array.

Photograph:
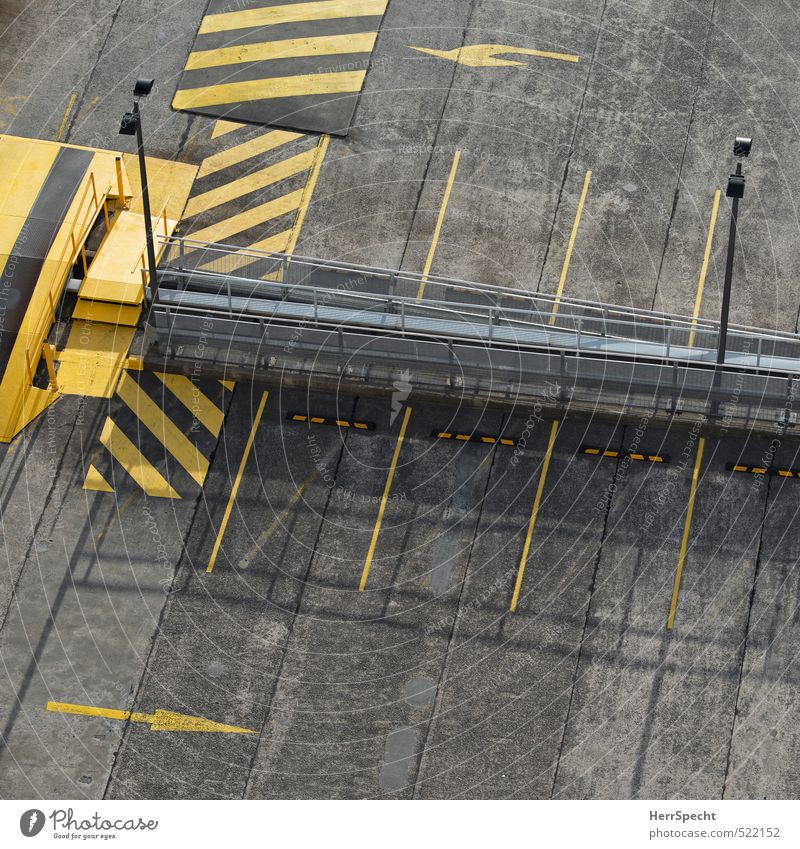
[{"x1": 77, "y1": 209, "x2": 178, "y2": 307}]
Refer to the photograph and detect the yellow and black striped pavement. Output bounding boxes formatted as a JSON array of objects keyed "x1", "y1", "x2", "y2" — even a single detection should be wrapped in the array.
[
  {"x1": 83, "y1": 371, "x2": 234, "y2": 499},
  {"x1": 173, "y1": 0, "x2": 389, "y2": 134},
  {"x1": 180, "y1": 120, "x2": 328, "y2": 270},
  {"x1": 80, "y1": 120, "x2": 329, "y2": 498}
]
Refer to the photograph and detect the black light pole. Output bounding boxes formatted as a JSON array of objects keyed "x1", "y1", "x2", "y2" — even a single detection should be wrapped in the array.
[
  {"x1": 119, "y1": 78, "x2": 158, "y2": 312},
  {"x1": 716, "y1": 136, "x2": 752, "y2": 366}
]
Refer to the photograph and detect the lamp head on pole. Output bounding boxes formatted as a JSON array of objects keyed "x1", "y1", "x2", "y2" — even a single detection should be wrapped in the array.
[
  {"x1": 733, "y1": 136, "x2": 753, "y2": 159},
  {"x1": 727, "y1": 136, "x2": 752, "y2": 198},
  {"x1": 133, "y1": 78, "x2": 155, "y2": 99}
]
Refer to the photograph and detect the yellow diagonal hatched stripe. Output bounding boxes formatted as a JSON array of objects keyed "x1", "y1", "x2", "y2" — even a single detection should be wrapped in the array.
[
  {"x1": 116, "y1": 374, "x2": 210, "y2": 487},
  {"x1": 173, "y1": 71, "x2": 367, "y2": 110},
  {"x1": 186, "y1": 148, "x2": 317, "y2": 217},
  {"x1": 199, "y1": 0, "x2": 388, "y2": 34},
  {"x1": 154, "y1": 372, "x2": 225, "y2": 437},
  {"x1": 198, "y1": 129, "x2": 302, "y2": 178},
  {"x1": 198, "y1": 230, "x2": 295, "y2": 273},
  {"x1": 186, "y1": 32, "x2": 379, "y2": 71},
  {"x1": 188, "y1": 188, "x2": 304, "y2": 243},
  {"x1": 211, "y1": 119, "x2": 245, "y2": 139},
  {"x1": 99, "y1": 418, "x2": 180, "y2": 499}
]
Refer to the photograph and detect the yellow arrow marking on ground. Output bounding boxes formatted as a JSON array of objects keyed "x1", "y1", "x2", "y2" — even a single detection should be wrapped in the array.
[
  {"x1": 409, "y1": 44, "x2": 580, "y2": 67},
  {"x1": 46, "y1": 701, "x2": 255, "y2": 734}
]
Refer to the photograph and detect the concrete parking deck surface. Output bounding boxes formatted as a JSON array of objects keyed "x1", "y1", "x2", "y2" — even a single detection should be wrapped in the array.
[{"x1": 1, "y1": 0, "x2": 800, "y2": 800}]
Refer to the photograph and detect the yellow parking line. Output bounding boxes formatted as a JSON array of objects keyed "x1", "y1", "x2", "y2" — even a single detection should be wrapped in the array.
[
  {"x1": 154, "y1": 372, "x2": 225, "y2": 436},
  {"x1": 55, "y1": 93, "x2": 76, "y2": 141},
  {"x1": 116, "y1": 373, "x2": 209, "y2": 486},
  {"x1": 359, "y1": 406, "x2": 412, "y2": 591},
  {"x1": 286, "y1": 134, "x2": 330, "y2": 255},
  {"x1": 417, "y1": 149, "x2": 461, "y2": 300},
  {"x1": 510, "y1": 419, "x2": 559, "y2": 612},
  {"x1": 688, "y1": 189, "x2": 721, "y2": 347},
  {"x1": 667, "y1": 437, "x2": 705, "y2": 630},
  {"x1": 206, "y1": 391, "x2": 269, "y2": 573},
  {"x1": 550, "y1": 170, "x2": 592, "y2": 324}
]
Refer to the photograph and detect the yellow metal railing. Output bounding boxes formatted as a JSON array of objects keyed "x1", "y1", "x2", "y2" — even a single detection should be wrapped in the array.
[
  {"x1": 25, "y1": 173, "x2": 113, "y2": 366},
  {"x1": 135, "y1": 195, "x2": 172, "y2": 299},
  {"x1": 2, "y1": 170, "x2": 113, "y2": 438}
]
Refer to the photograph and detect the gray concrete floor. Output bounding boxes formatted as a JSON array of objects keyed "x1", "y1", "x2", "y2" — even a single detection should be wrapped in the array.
[{"x1": 1, "y1": 0, "x2": 800, "y2": 799}]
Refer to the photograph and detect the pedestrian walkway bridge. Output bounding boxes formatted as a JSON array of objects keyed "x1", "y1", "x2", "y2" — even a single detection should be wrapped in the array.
[{"x1": 147, "y1": 237, "x2": 800, "y2": 435}]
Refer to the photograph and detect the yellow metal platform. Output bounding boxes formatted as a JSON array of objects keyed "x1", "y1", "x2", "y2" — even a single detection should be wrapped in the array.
[
  {"x1": 0, "y1": 135, "x2": 133, "y2": 441},
  {"x1": 77, "y1": 208, "x2": 178, "y2": 306},
  {"x1": 56, "y1": 322, "x2": 136, "y2": 397},
  {"x1": 0, "y1": 136, "x2": 197, "y2": 441}
]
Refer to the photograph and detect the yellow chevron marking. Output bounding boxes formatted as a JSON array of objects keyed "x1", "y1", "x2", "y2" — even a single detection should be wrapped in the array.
[
  {"x1": 186, "y1": 148, "x2": 317, "y2": 217},
  {"x1": 83, "y1": 464, "x2": 114, "y2": 493},
  {"x1": 99, "y1": 418, "x2": 180, "y2": 499},
  {"x1": 186, "y1": 32, "x2": 378, "y2": 71},
  {"x1": 173, "y1": 71, "x2": 367, "y2": 110},
  {"x1": 410, "y1": 44, "x2": 580, "y2": 67},
  {"x1": 116, "y1": 374, "x2": 210, "y2": 487},
  {"x1": 211, "y1": 119, "x2": 246, "y2": 139},
  {"x1": 154, "y1": 372, "x2": 225, "y2": 437},
  {"x1": 198, "y1": 129, "x2": 302, "y2": 178},
  {"x1": 220, "y1": 380, "x2": 235, "y2": 391},
  {"x1": 199, "y1": 0, "x2": 388, "y2": 35},
  {"x1": 188, "y1": 189, "x2": 304, "y2": 243}
]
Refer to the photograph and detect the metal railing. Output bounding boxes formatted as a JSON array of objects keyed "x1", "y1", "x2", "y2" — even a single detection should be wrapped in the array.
[{"x1": 146, "y1": 237, "x2": 800, "y2": 433}]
